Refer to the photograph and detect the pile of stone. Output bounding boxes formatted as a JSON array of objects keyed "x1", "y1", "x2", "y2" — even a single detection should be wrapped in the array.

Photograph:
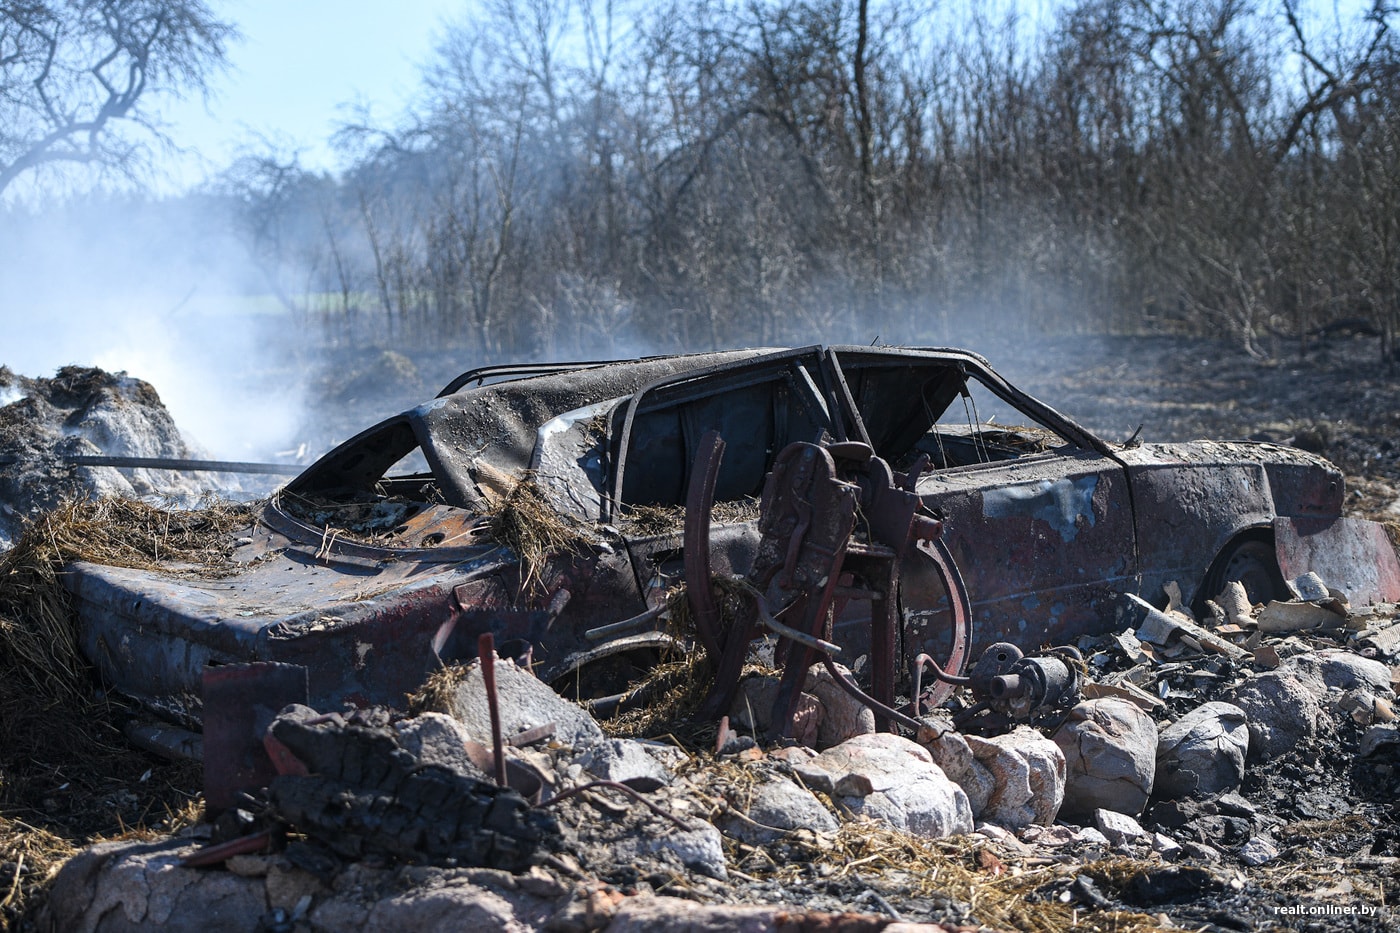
[{"x1": 38, "y1": 573, "x2": 1400, "y2": 932}]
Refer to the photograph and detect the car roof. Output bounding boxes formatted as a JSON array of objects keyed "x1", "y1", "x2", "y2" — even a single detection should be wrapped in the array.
[{"x1": 286, "y1": 345, "x2": 1096, "y2": 508}]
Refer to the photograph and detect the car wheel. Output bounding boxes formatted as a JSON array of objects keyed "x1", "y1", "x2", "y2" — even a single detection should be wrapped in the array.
[{"x1": 1201, "y1": 536, "x2": 1287, "y2": 609}]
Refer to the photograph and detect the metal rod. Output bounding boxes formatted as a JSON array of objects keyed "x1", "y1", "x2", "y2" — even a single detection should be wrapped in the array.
[
  {"x1": 910, "y1": 652, "x2": 972, "y2": 718},
  {"x1": 539, "y1": 780, "x2": 691, "y2": 830},
  {"x1": 479, "y1": 633, "x2": 507, "y2": 787},
  {"x1": 0, "y1": 454, "x2": 302, "y2": 475},
  {"x1": 584, "y1": 602, "x2": 665, "y2": 641},
  {"x1": 822, "y1": 655, "x2": 924, "y2": 732},
  {"x1": 753, "y1": 596, "x2": 843, "y2": 658},
  {"x1": 684, "y1": 430, "x2": 726, "y2": 657}
]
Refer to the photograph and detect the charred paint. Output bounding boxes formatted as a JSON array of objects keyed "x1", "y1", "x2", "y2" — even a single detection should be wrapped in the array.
[{"x1": 982, "y1": 475, "x2": 1099, "y2": 543}]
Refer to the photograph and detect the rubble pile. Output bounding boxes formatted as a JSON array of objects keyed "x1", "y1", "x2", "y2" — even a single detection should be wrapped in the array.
[
  {"x1": 0, "y1": 366, "x2": 228, "y2": 548},
  {"x1": 35, "y1": 574, "x2": 1400, "y2": 932}
]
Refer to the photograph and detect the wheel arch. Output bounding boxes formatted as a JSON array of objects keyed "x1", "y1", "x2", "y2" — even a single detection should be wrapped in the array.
[{"x1": 1192, "y1": 524, "x2": 1286, "y2": 614}]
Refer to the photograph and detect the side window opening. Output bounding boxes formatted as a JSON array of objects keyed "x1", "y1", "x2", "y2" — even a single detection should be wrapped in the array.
[
  {"x1": 835, "y1": 354, "x2": 1071, "y2": 471},
  {"x1": 618, "y1": 360, "x2": 832, "y2": 509},
  {"x1": 913, "y1": 373, "x2": 1068, "y2": 471}
]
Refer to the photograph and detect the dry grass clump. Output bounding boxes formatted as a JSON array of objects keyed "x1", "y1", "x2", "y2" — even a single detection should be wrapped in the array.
[
  {"x1": 0, "y1": 817, "x2": 76, "y2": 929},
  {"x1": 0, "y1": 497, "x2": 244, "y2": 927},
  {"x1": 749, "y1": 822, "x2": 1161, "y2": 933},
  {"x1": 618, "y1": 498, "x2": 762, "y2": 537},
  {"x1": 603, "y1": 577, "x2": 768, "y2": 741},
  {"x1": 602, "y1": 652, "x2": 714, "y2": 740},
  {"x1": 483, "y1": 476, "x2": 590, "y2": 593},
  {"x1": 0, "y1": 496, "x2": 251, "y2": 706},
  {"x1": 407, "y1": 662, "x2": 469, "y2": 717}
]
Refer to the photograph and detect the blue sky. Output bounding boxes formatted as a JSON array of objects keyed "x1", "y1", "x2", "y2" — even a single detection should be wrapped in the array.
[{"x1": 155, "y1": 0, "x2": 468, "y2": 189}]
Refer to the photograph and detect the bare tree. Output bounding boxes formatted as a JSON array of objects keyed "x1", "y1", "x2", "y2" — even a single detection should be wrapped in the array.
[{"x1": 0, "y1": 0, "x2": 233, "y2": 195}]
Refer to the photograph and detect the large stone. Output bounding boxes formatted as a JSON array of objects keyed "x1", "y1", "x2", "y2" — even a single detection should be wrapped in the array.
[
  {"x1": 1053, "y1": 698, "x2": 1157, "y2": 819},
  {"x1": 726, "y1": 675, "x2": 821, "y2": 748},
  {"x1": 919, "y1": 727, "x2": 994, "y2": 817},
  {"x1": 1283, "y1": 649, "x2": 1394, "y2": 696},
  {"x1": 430, "y1": 658, "x2": 604, "y2": 750},
  {"x1": 803, "y1": 663, "x2": 876, "y2": 749},
  {"x1": 577, "y1": 739, "x2": 673, "y2": 790},
  {"x1": 1154, "y1": 701, "x2": 1250, "y2": 798},
  {"x1": 1223, "y1": 671, "x2": 1321, "y2": 759},
  {"x1": 795, "y1": 733, "x2": 973, "y2": 838},
  {"x1": 718, "y1": 774, "x2": 840, "y2": 845},
  {"x1": 612, "y1": 820, "x2": 729, "y2": 881},
  {"x1": 1361, "y1": 723, "x2": 1400, "y2": 757},
  {"x1": 965, "y1": 726, "x2": 1066, "y2": 829},
  {"x1": 604, "y1": 895, "x2": 948, "y2": 933},
  {"x1": 41, "y1": 838, "x2": 270, "y2": 932},
  {"x1": 1093, "y1": 808, "x2": 1147, "y2": 847}
]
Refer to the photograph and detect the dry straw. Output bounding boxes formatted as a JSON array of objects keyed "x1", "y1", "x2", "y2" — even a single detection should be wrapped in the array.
[{"x1": 0, "y1": 496, "x2": 246, "y2": 926}]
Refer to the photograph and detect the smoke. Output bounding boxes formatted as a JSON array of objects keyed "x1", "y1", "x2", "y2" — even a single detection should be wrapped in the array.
[{"x1": 0, "y1": 194, "x2": 307, "y2": 462}]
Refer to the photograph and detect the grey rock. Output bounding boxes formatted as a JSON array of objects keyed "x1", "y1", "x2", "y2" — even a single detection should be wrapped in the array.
[
  {"x1": 1283, "y1": 649, "x2": 1394, "y2": 696},
  {"x1": 615, "y1": 820, "x2": 728, "y2": 880},
  {"x1": 1360, "y1": 723, "x2": 1400, "y2": 757},
  {"x1": 1020, "y1": 824, "x2": 1077, "y2": 847},
  {"x1": 1182, "y1": 841, "x2": 1222, "y2": 862},
  {"x1": 1155, "y1": 701, "x2": 1250, "y2": 798},
  {"x1": 966, "y1": 727, "x2": 1066, "y2": 829},
  {"x1": 1075, "y1": 827, "x2": 1111, "y2": 847},
  {"x1": 1215, "y1": 792, "x2": 1256, "y2": 817},
  {"x1": 804, "y1": 663, "x2": 877, "y2": 749},
  {"x1": 44, "y1": 838, "x2": 568, "y2": 933},
  {"x1": 577, "y1": 739, "x2": 673, "y2": 789},
  {"x1": 604, "y1": 896, "x2": 829, "y2": 932},
  {"x1": 1239, "y1": 837, "x2": 1279, "y2": 866},
  {"x1": 797, "y1": 733, "x2": 973, "y2": 838},
  {"x1": 1152, "y1": 832, "x2": 1183, "y2": 859},
  {"x1": 41, "y1": 838, "x2": 270, "y2": 932},
  {"x1": 717, "y1": 774, "x2": 838, "y2": 845},
  {"x1": 727, "y1": 675, "x2": 821, "y2": 748},
  {"x1": 394, "y1": 713, "x2": 490, "y2": 781},
  {"x1": 1093, "y1": 808, "x2": 1147, "y2": 847},
  {"x1": 1053, "y1": 698, "x2": 1157, "y2": 819},
  {"x1": 433, "y1": 658, "x2": 604, "y2": 750},
  {"x1": 1223, "y1": 671, "x2": 1321, "y2": 759},
  {"x1": 919, "y1": 726, "x2": 994, "y2": 816}
]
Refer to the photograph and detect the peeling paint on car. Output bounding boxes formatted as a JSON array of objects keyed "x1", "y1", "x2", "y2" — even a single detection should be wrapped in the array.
[{"x1": 983, "y1": 475, "x2": 1099, "y2": 543}]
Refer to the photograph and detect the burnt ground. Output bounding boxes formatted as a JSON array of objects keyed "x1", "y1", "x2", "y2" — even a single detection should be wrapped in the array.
[{"x1": 5, "y1": 333, "x2": 1400, "y2": 931}]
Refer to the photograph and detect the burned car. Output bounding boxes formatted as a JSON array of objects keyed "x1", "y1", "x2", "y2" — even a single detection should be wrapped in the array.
[{"x1": 61, "y1": 346, "x2": 1399, "y2": 751}]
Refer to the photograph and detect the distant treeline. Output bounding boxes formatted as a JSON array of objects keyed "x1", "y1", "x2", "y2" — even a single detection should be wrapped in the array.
[{"x1": 222, "y1": 0, "x2": 1400, "y2": 360}]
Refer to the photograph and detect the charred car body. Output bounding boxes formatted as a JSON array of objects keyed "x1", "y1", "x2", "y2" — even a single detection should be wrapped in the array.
[{"x1": 61, "y1": 346, "x2": 1400, "y2": 744}]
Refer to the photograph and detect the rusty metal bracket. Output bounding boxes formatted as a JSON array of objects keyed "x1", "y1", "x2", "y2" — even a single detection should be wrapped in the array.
[
  {"x1": 684, "y1": 430, "x2": 726, "y2": 658},
  {"x1": 690, "y1": 438, "x2": 973, "y2": 740}
]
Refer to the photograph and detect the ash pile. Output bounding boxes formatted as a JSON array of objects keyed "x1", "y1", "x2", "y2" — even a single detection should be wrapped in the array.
[
  {"x1": 0, "y1": 366, "x2": 239, "y2": 548},
  {"x1": 42, "y1": 576, "x2": 1400, "y2": 933}
]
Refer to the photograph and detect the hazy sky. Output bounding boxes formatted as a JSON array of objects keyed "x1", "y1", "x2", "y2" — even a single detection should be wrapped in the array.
[{"x1": 156, "y1": 0, "x2": 467, "y2": 189}]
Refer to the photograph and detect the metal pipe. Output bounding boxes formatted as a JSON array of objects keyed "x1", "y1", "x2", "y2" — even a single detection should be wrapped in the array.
[
  {"x1": 584, "y1": 603, "x2": 665, "y2": 641},
  {"x1": 0, "y1": 454, "x2": 303, "y2": 475},
  {"x1": 753, "y1": 597, "x2": 843, "y2": 657},
  {"x1": 821, "y1": 655, "x2": 923, "y2": 732}
]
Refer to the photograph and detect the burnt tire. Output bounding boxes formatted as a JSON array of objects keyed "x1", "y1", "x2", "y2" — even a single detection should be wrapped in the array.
[{"x1": 1199, "y1": 536, "x2": 1287, "y2": 610}]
